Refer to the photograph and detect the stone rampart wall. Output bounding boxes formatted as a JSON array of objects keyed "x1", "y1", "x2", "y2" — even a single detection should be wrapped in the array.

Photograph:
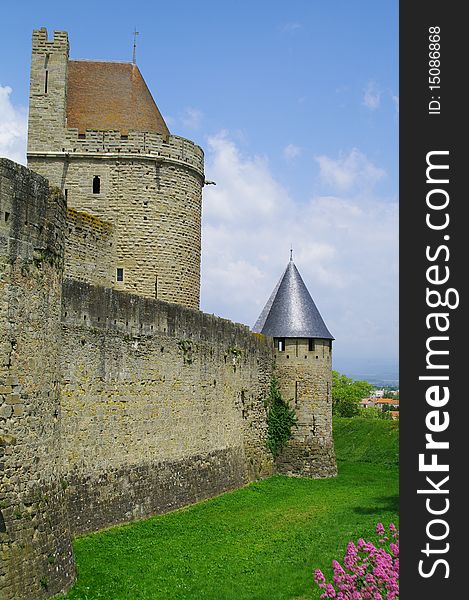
[{"x1": 60, "y1": 279, "x2": 274, "y2": 534}]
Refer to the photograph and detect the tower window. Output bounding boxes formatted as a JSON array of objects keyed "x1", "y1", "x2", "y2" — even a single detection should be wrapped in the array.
[
  {"x1": 44, "y1": 54, "x2": 50, "y2": 94},
  {"x1": 116, "y1": 268, "x2": 124, "y2": 282},
  {"x1": 277, "y1": 338, "x2": 285, "y2": 352},
  {"x1": 93, "y1": 176, "x2": 101, "y2": 194},
  {"x1": 308, "y1": 338, "x2": 315, "y2": 352}
]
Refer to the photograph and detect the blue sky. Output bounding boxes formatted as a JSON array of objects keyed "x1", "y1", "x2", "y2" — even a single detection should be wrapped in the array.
[{"x1": 0, "y1": 1, "x2": 398, "y2": 383}]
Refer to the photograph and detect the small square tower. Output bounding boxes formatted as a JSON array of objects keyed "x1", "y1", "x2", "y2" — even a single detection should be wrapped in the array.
[{"x1": 28, "y1": 28, "x2": 69, "y2": 153}]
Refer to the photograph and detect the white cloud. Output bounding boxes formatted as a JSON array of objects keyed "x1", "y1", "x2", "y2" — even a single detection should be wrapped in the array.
[
  {"x1": 203, "y1": 132, "x2": 287, "y2": 223},
  {"x1": 283, "y1": 143, "x2": 301, "y2": 161},
  {"x1": 201, "y1": 133, "x2": 398, "y2": 371},
  {"x1": 316, "y1": 148, "x2": 385, "y2": 193},
  {"x1": 0, "y1": 86, "x2": 27, "y2": 165},
  {"x1": 180, "y1": 107, "x2": 203, "y2": 130},
  {"x1": 392, "y1": 95, "x2": 399, "y2": 114},
  {"x1": 281, "y1": 22, "x2": 302, "y2": 33},
  {"x1": 363, "y1": 81, "x2": 381, "y2": 110}
]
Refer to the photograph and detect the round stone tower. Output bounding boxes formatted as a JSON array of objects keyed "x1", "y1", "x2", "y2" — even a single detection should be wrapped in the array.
[
  {"x1": 27, "y1": 28, "x2": 204, "y2": 309},
  {"x1": 253, "y1": 257, "x2": 337, "y2": 478}
]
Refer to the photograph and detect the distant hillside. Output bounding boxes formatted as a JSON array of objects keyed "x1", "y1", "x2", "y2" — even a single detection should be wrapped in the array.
[
  {"x1": 333, "y1": 417, "x2": 399, "y2": 467},
  {"x1": 332, "y1": 360, "x2": 399, "y2": 387}
]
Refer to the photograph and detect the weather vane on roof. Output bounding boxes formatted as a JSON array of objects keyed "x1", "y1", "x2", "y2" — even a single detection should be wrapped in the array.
[
  {"x1": 290, "y1": 245, "x2": 293, "y2": 261},
  {"x1": 133, "y1": 28, "x2": 139, "y2": 65}
]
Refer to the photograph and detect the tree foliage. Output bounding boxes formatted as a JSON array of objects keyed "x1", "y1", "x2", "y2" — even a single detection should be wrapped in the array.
[
  {"x1": 358, "y1": 407, "x2": 393, "y2": 420},
  {"x1": 332, "y1": 371, "x2": 373, "y2": 417},
  {"x1": 266, "y1": 376, "x2": 297, "y2": 457}
]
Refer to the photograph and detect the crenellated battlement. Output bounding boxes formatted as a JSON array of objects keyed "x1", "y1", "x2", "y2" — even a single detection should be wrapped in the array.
[
  {"x1": 32, "y1": 28, "x2": 69, "y2": 53},
  {"x1": 29, "y1": 129, "x2": 205, "y2": 178}
]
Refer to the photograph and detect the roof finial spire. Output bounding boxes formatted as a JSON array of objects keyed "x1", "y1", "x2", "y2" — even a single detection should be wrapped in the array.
[
  {"x1": 290, "y1": 245, "x2": 293, "y2": 261},
  {"x1": 132, "y1": 28, "x2": 139, "y2": 65}
]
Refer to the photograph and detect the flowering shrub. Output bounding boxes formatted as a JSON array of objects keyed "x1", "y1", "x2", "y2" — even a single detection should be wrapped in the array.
[{"x1": 314, "y1": 523, "x2": 399, "y2": 599}]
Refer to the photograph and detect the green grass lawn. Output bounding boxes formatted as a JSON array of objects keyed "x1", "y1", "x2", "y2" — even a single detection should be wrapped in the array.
[
  {"x1": 60, "y1": 418, "x2": 399, "y2": 600},
  {"x1": 333, "y1": 416, "x2": 399, "y2": 467}
]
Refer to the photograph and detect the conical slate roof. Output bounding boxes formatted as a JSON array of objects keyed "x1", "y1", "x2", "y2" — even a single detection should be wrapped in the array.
[{"x1": 252, "y1": 260, "x2": 334, "y2": 339}]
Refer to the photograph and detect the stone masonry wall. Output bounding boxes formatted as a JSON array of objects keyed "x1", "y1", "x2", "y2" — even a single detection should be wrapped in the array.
[
  {"x1": 0, "y1": 159, "x2": 75, "y2": 600},
  {"x1": 275, "y1": 338, "x2": 337, "y2": 478},
  {"x1": 64, "y1": 207, "x2": 115, "y2": 288},
  {"x1": 60, "y1": 279, "x2": 274, "y2": 535}
]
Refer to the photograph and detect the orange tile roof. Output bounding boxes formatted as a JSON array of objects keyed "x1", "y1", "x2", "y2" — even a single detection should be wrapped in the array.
[
  {"x1": 375, "y1": 398, "x2": 399, "y2": 405},
  {"x1": 66, "y1": 61, "x2": 170, "y2": 136}
]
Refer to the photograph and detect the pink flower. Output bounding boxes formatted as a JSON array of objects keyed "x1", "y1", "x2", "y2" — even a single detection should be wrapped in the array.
[
  {"x1": 344, "y1": 541, "x2": 358, "y2": 570},
  {"x1": 313, "y1": 524, "x2": 399, "y2": 599},
  {"x1": 332, "y1": 560, "x2": 345, "y2": 575},
  {"x1": 315, "y1": 569, "x2": 326, "y2": 585}
]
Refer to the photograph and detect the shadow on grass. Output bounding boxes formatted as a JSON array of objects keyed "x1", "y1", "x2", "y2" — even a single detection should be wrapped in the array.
[{"x1": 353, "y1": 495, "x2": 399, "y2": 515}]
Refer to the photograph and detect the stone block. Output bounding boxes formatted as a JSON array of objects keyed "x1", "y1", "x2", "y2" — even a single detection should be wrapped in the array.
[{"x1": 0, "y1": 405, "x2": 12, "y2": 419}]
